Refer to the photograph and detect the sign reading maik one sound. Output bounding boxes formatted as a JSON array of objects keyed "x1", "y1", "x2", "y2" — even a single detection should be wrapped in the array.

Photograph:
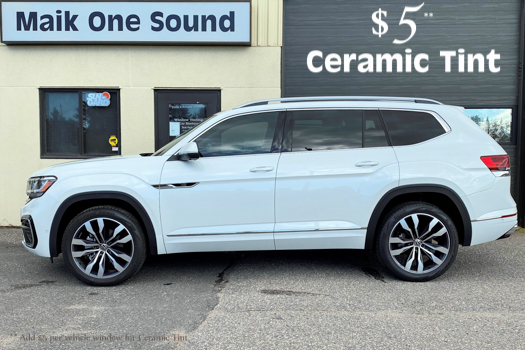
[{"x1": 0, "y1": 2, "x2": 251, "y2": 45}]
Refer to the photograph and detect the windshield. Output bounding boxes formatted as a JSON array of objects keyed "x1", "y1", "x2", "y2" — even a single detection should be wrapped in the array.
[{"x1": 153, "y1": 113, "x2": 221, "y2": 156}]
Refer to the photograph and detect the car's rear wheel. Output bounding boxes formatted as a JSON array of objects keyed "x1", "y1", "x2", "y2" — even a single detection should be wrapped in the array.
[
  {"x1": 376, "y1": 202, "x2": 459, "y2": 282},
  {"x1": 61, "y1": 206, "x2": 147, "y2": 286}
]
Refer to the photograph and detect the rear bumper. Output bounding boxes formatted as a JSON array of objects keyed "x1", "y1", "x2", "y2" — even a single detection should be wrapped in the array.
[
  {"x1": 470, "y1": 215, "x2": 517, "y2": 246},
  {"x1": 497, "y1": 224, "x2": 517, "y2": 240}
]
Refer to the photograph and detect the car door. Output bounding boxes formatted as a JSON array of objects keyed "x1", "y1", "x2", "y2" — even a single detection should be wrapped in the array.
[
  {"x1": 274, "y1": 109, "x2": 399, "y2": 250},
  {"x1": 160, "y1": 111, "x2": 285, "y2": 253}
]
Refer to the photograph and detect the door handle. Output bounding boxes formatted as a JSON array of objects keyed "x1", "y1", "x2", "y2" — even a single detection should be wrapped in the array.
[
  {"x1": 250, "y1": 166, "x2": 274, "y2": 173},
  {"x1": 355, "y1": 161, "x2": 379, "y2": 167}
]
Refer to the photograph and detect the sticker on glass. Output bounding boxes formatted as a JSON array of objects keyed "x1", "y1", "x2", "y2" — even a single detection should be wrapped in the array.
[
  {"x1": 87, "y1": 92, "x2": 111, "y2": 107},
  {"x1": 109, "y1": 135, "x2": 118, "y2": 147}
]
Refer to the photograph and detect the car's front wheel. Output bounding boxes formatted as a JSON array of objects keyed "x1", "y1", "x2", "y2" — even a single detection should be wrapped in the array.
[
  {"x1": 376, "y1": 202, "x2": 459, "y2": 282},
  {"x1": 61, "y1": 206, "x2": 147, "y2": 286}
]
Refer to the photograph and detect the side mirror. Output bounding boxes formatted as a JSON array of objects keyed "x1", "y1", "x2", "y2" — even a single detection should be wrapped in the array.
[{"x1": 174, "y1": 142, "x2": 200, "y2": 161}]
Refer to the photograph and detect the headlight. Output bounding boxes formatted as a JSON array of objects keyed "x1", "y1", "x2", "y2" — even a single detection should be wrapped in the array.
[{"x1": 26, "y1": 176, "x2": 57, "y2": 199}]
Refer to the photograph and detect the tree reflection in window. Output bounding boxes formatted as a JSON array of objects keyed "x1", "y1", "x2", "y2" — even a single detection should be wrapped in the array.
[{"x1": 465, "y1": 109, "x2": 512, "y2": 143}]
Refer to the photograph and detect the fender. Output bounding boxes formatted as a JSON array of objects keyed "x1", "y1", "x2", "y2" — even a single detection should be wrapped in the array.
[
  {"x1": 365, "y1": 185, "x2": 472, "y2": 249},
  {"x1": 49, "y1": 191, "x2": 158, "y2": 257}
]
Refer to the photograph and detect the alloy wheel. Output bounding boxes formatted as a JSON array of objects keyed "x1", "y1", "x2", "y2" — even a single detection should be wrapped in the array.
[
  {"x1": 388, "y1": 213, "x2": 450, "y2": 274},
  {"x1": 71, "y1": 218, "x2": 134, "y2": 279}
]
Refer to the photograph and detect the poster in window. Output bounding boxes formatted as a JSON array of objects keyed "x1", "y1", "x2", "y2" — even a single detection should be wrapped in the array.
[{"x1": 169, "y1": 104, "x2": 207, "y2": 137}]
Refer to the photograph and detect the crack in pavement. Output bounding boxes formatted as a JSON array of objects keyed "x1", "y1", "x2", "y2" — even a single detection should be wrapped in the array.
[
  {"x1": 260, "y1": 289, "x2": 330, "y2": 297},
  {"x1": 182, "y1": 252, "x2": 241, "y2": 346}
]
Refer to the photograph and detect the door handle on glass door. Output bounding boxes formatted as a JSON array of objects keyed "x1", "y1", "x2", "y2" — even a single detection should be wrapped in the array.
[
  {"x1": 355, "y1": 161, "x2": 379, "y2": 167},
  {"x1": 250, "y1": 166, "x2": 274, "y2": 173}
]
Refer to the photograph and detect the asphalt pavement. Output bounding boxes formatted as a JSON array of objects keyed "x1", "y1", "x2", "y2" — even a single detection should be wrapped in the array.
[{"x1": 0, "y1": 227, "x2": 524, "y2": 349}]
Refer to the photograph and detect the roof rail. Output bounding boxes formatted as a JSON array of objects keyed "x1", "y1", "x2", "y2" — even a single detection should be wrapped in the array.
[{"x1": 233, "y1": 96, "x2": 443, "y2": 109}]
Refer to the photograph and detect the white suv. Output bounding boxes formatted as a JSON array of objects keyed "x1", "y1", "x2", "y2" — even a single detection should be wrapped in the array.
[{"x1": 21, "y1": 96, "x2": 517, "y2": 285}]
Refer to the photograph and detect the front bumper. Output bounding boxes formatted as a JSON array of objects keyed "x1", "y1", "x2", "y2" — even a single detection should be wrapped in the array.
[
  {"x1": 21, "y1": 215, "x2": 38, "y2": 249},
  {"x1": 20, "y1": 195, "x2": 56, "y2": 257}
]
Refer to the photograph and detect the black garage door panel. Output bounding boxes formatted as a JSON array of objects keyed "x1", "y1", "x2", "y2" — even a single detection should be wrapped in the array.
[{"x1": 283, "y1": 0, "x2": 521, "y2": 106}]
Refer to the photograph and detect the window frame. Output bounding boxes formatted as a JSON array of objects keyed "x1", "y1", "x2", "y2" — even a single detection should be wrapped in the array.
[
  {"x1": 463, "y1": 105, "x2": 518, "y2": 145},
  {"x1": 282, "y1": 108, "x2": 391, "y2": 153},
  {"x1": 40, "y1": 88, "x2": 121, "y2": 159},
  {"x1": 189, "y1": 110, "x2": 286, "y2": 158}
]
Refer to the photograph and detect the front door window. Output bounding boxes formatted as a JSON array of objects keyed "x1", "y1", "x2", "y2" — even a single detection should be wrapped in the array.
[{"x1": 195, "y1": 112, "x2": 279, "y2": 157}]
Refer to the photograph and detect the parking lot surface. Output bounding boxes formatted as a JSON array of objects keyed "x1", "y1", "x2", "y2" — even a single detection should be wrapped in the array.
[{"x1": 1, "y1": 227, "x2": 524, "y2": 349}]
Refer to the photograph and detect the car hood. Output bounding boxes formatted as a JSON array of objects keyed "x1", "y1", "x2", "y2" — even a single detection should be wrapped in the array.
[{"x1": 30, "y1": 155, "x2": 168, "y2": 185}]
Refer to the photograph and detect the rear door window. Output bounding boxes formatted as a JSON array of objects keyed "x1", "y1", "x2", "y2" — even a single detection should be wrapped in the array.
[
  {"x1": 289, "y1": 110, "x2": 389, "y2": 151},
  {"x1": 380, "y1": 110, "x2": 446, "y2": 146},
  {"x1": 291, "y1": 110, "x2": 362, "y2": 151}
]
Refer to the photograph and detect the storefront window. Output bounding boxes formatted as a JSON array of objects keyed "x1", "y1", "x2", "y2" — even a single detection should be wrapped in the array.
[
  {"x1": 168, "y1": 103, "x2": 207, "y2": 137},
  {"x1": 464, "y1": 108, "x2": 514, "y2": 143},
  {"x1": 44, "y1": 92, "x2": 80, "y2": 155},
  {"x1": 41, "y1": 89, "x2": 120, "y2": 158}
]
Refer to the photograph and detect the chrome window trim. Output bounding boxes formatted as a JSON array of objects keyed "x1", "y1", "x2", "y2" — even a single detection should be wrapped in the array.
[
  {"x1": 283, "y1": 107, "x2": 449, "y2": 133},
  {"x1": 171, "y1": 107, "x2": 451, "y2": 157},
  {"x1": 378, "y1": 108, "x2": 451, "y2": 133}
]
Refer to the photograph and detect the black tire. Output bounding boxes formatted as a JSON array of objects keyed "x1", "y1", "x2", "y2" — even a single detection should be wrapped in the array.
[
  {"x1": 61, "y1": 205, "x2": 147, "y2": 286},
  {"x1": 376, "y1": 201, "x2": 459, "y2": 282}
]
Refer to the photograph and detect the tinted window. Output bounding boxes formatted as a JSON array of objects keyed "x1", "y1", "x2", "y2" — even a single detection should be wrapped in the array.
[
  {"x1": 196, "y1": 112, "x2": 279, "y2": 157},
  {"x1": 380, "y1": 110, "x2": 446, "y2": 146},
  {"x1": 45, "y1": 92, "x2": 80, "y2": 155},
  {"x1": 82, "y1": 91, "x2": 120, "y2": 155},
  {"x1": 364, "y1": 110, "x2": 389, "y2": 147},
  {"x1": 291, "y1": 110, "x2": 362, "y2": 151},
  {"x1": 42, "y1": 90, "x2": 120, "y2": 158}
]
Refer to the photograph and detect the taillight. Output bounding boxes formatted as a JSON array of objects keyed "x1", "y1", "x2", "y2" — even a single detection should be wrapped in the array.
[{"x1": 480, "y1": 155, "x2": 510, "y2": 176}]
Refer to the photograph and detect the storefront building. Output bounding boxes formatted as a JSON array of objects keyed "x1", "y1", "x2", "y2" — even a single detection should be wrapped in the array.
[
  {"x1": 0, "y1": 0, "x2": 283, "y2": 225},
  {"x1": 1, "y1": 0, "x2": 525, "y2": 227}
]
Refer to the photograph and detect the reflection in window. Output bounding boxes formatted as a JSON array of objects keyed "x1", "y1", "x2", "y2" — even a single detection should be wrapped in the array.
[
  {"x1": 364, "y1": 110, "x2": 389, "y2": 148},
  {"x1": 464, "y1": 108, "x2": 512, "y2": 143},
  {"x1": 196, "y1": 112, "x2": 279, "y2": 157},
  {"x1": 291, "y1": 110, "x2": 363, "y2": 151},
  {"x1": 45, "y1": 92, "x2": 79, "y2": 154}
]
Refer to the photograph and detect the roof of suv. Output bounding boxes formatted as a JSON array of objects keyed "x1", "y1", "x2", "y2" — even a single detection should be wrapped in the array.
[{"x1": 233, "y1": 96, "x2": 443, "y2": 109}]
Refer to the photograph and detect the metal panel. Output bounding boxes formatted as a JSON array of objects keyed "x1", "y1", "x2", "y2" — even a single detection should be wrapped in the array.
[
  {"x1": 283, "y1": 0, "x2": 520, "y2": 105},
  {"x1": 252, "y1": 0, "x2": 282, "y2": 46}
]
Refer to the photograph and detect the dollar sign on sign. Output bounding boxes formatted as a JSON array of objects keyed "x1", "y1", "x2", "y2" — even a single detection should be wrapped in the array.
[{"x1": 372, "y1": 8, "x2": 388, "y2": 38}]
